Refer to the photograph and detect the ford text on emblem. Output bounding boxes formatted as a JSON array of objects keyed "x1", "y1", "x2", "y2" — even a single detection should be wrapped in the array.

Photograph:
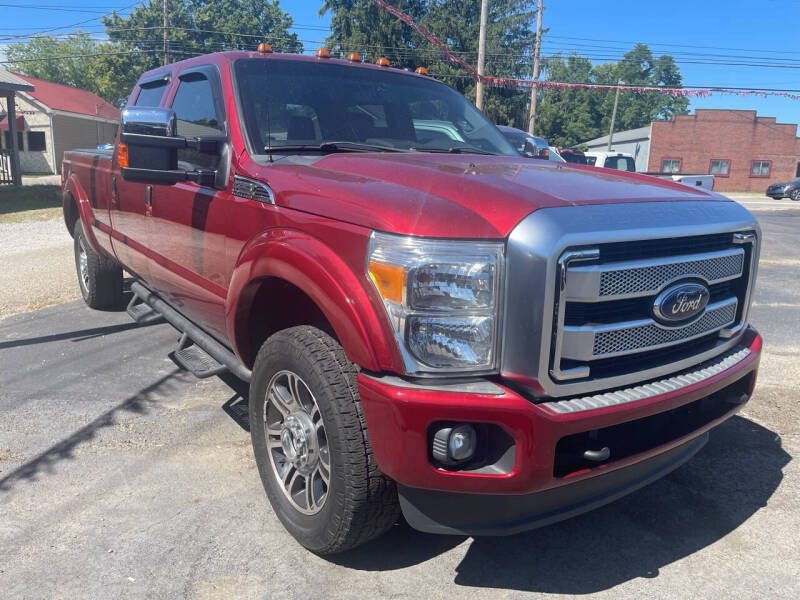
[{"x1": 652, "y1": 282, "x2": 710, "y2": 325}]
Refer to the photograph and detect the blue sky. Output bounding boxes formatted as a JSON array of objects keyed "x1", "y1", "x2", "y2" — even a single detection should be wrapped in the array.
[{"x1": 2, "y1": 0, "x2": 800, "y2": 130}]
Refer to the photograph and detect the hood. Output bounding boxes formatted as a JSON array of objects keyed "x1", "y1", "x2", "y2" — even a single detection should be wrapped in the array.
[{"x1": 258, "y1": 153, "x2": 727, "y2": 238}]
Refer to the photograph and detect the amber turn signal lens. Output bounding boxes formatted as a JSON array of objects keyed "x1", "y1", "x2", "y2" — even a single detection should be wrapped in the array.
[
  {"x1": 117, "y1": 143, "x2": 129, "y2": 168},
  {"x1": 316, "y1": 48, "x2": 331, "y2": 59},
  {"x1": 415, "y1": 66, "x2": 428, "y2": 75},
  {"x1": 368, "y1": 261, "x2": 404, "y2": 304},
  {"x1": 347, "y1": 52, "x2": 362, "y2": 62},
  {"x1": 376, "y1": 57, "x2": 390, "y2": 67},
  {"x1": 257, "y1": 42, "x2": 273, "y2": 54}
]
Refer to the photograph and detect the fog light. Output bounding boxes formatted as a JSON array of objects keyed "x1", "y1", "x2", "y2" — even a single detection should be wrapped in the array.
[{"x1": 432, "y1": 424, "x2": 477, "y2": 465}]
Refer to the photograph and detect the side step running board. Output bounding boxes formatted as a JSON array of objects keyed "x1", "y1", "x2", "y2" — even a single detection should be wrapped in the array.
[{"x1": 130, "y1": 281, "x2": 252, "y2": 382}]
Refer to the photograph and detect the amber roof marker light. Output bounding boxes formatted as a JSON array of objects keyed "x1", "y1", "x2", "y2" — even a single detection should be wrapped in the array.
[
  {"x1": 257, "y1": 43, "x2": 273, "y2": 54},
  {"x1": 376, "y1": 57, "x2": 390, "y2": 67},
  {"x1": 347, "y1": 52, "x2": 362, "y2": 63},
  {"x1": 316, "y1": 48, "x2": 331, "y2": 59},
  {"x1": 415, "y1": 66, "x2": 428, "y2": 75}
]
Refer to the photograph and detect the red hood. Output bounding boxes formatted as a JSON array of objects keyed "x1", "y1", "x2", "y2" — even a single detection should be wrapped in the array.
[{"x1": 255, "y1": 153, "x2": 726, "y2": 238}]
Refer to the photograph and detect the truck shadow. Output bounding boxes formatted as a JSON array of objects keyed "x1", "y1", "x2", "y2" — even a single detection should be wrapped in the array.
[{"x1": 330, "y1": 415, "x2": 789, "y2": 594}]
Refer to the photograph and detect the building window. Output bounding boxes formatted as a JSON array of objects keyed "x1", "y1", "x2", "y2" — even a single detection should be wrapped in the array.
[
  {"x1": 750, "y1": 160, "x2": 771, "y2": 177},
  {"x1": 709, "y1": 159, "x2": 730, "y2": 177},
  {"x1": 661, "y1": 158, "x2": 681, "y2": 173},
  {"x1": 27, "y1": 131, "x2": 46, "y2": 152}
]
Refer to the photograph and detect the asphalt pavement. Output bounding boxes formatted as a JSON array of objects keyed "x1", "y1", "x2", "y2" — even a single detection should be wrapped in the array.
[{"x1": 1, "y1": 209, "x2": 798, "y2": 599}]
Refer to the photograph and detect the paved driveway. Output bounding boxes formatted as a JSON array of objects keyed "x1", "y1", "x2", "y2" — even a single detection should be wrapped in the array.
[{"x1": 1, "y1": 210, "x2": 798, "y2": 599}]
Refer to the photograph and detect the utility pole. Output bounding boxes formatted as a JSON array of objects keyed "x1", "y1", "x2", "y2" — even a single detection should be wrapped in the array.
[
  {"x1": 163, "y1": 0, "x2": 168, "y2": 65},
  {"x1": 475, "y1": 0, "x2": 489, "y2": 111},
  {"x1": 527, "y1": 0, "x2": 543, "y2": 134},
  {"x1": 607, "y1": 79, "x2": 624, "y2": 151}
]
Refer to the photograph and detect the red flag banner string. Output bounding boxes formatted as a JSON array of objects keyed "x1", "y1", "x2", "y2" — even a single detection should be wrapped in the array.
[{"x1": 369, "y1": 0, "x2": 800, "y2": 101}]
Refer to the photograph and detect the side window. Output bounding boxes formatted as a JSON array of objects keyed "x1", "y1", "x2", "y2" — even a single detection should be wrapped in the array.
[
  {"x1": 135, "y1": 80, "x2": 168, "y2": 107},
  {"x1": 170, "y1": 74, "x2": 224, "y2": 169}
]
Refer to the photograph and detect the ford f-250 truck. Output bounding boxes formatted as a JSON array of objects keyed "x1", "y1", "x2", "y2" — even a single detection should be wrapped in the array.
[{"x1": 61, "y1": 49, "x2": 762, "y2": 554}]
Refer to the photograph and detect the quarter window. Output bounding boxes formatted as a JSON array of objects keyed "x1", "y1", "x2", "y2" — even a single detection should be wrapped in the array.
[
  {"x1": 661, "y1": 158, "x2": 681, "y2": 173},
  {"x1": 134, "y1": 80, "x2": 168, "y2": 107},
  {"x1": 709, "y1": 159, "x2": 730, "y2": 176},
  {"x1": 750, "y1": 160, "x2": 771, "y2": 177}
]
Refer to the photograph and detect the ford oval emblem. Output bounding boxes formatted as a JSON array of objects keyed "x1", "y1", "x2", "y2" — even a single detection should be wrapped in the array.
[{"x1": 652, "y1": 282, "x2": 710, "y2": 325}]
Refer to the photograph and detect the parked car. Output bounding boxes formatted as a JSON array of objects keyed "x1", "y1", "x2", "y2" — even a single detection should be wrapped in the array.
[
  {"x1": 496, "y1": 125, "x2": 549, "y2": 159},
  {"x1": 559, "y1": 148, "x2": 588, "y2": 165},
  {"x1": 649, "y1": 172, "x2": 715, "y2": 191},
  {"x1": 766, "y1": 178, "x2": 800, "y2": 200},
  {"x1": 62, "y1": 50, "x2": 763, "y2": 554},
  {"x1": 584, "y1": 151, "x2": 636, "y2": 172}
]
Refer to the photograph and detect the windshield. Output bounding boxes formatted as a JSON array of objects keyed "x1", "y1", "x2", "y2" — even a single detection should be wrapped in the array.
[{"x1": 234, "y1": 58, "x2": 518, "y2": 156}]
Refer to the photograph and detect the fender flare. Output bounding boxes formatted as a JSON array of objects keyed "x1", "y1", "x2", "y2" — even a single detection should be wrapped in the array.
[
  {"x1": 225, "y1": 228, "x2": 400, "y2": 372},
  {"x1": 63, "y1": 173, "x2": 104, "y2": 255}
]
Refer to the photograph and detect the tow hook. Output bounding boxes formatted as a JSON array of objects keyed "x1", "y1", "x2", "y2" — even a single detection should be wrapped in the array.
[{"x1": 583, "y1": 447, "x2": 611, "y2": 462}]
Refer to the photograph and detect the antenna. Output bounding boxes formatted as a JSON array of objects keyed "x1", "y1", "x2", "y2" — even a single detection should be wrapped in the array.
[{"x1": 266, "y1": 98, "x2": 273, "y2": 163}]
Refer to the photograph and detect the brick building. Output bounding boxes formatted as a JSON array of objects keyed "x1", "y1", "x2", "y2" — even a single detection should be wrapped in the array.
[
  {"x1": 648, "y1": 110, "x2": 800, "y2": 192},
  {"x1": 583, "y1": 109, "x2": 800, "y2": 192}
]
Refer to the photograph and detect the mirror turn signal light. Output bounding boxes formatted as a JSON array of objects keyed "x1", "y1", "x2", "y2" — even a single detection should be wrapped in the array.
[{"x1": 117, "y1": 143, "x2": 129, "y2": 168}]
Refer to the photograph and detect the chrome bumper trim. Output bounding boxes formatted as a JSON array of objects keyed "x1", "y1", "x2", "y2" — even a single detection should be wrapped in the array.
[{"x1": 541, "y1": 346, "x2": 752, "y2": 415}]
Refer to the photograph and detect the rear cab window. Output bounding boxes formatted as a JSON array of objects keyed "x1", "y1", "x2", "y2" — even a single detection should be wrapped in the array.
[{"x1": 604, "y1": 156, "x2": 636, "y2": 172}]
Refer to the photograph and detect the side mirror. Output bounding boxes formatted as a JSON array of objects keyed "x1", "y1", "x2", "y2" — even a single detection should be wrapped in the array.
[
  {"x1": 522, "y1": 139, "x2": 537, "y2": 158},
  {"x1": 119, "y1": 106, "x2": 220, "y2": 186}
]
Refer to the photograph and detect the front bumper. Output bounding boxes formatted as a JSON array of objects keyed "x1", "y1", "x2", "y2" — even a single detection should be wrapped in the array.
[{"x1": 358, "y1": 327, "x2": 761, "y2": 534}]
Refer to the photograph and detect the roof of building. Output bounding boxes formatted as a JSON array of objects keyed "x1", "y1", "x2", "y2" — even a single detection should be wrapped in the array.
[
  {"x1": 0, "y1": 69, "x2": 34, "y2": 92},
  {"x1": 13, "y1": 74, "x2": 120, "y2": 120},
  {"x1": 583, "y1": 125, "x2": 652, "y2": 147}
]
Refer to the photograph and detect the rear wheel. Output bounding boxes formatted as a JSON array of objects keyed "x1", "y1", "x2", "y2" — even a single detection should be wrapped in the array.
[
  {"x1": 249, "y1": 326, "x2": 399, "y2": 554},
  {"x1": 73, "y1": 220, "x2": 123, "y2": 309},
  {"x1": 791, "y1": 189, "x2": 800, "y2": 201}
]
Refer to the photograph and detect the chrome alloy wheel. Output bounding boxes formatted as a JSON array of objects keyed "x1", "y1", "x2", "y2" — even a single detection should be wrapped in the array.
[
  {"x1": 78, "y1": 237, "x2": 90, "y2": 293},
  {"x1": 264, "y1": 370, "x2": 330, "y2": 515}
]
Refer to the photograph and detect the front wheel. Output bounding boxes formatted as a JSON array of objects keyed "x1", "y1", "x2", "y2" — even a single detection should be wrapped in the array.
[
  {"x1": 791, "y1": 189, "x2": 800, "y2": 201},
  {"x1": 73, "y1": 220, "x2": 123, "y2": 309},
  {"x1": 249, "y1": 326, "x2": 399, "y2": 554}
]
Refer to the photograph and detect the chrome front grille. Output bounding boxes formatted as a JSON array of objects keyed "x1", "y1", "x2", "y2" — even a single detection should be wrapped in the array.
[
  {"x1": 588, "y1": 299, "x2": 737, "y2": 358},
  {"x1": 597, "y1": 250, "x2": 744, "y2": 297},
  {"x1": 550, "y1": 233, "x2": 756, "y2": 384},
  {"x1": 566, "y1": 248, "x2": 745, "y2": 301}
]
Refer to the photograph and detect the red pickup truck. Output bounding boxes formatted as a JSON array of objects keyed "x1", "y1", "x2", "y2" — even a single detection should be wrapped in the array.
[{"x1": 61, "y1": 50, "x2": 762, "y2": 554}]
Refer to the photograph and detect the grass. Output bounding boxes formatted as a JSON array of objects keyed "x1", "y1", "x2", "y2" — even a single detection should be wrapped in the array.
[{"x1": 0, "y1": 185, "x2": 62, "y2": 223}]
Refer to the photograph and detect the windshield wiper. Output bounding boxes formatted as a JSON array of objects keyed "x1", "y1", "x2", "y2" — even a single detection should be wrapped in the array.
[
  {"x1": 410, "y1": 146, "x2": 497, "y2": 156},
  {"x1": 264, "y1": 141, "x2": 405, "y2": 154}
]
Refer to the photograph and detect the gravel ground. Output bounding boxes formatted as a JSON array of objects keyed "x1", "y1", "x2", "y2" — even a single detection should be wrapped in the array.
[
  {"x1": 1, "y1": 202, "x2": 798, "y2": 599},
  {"x1": 0, "y1": 218, "x2": 79, "y2": 320}
]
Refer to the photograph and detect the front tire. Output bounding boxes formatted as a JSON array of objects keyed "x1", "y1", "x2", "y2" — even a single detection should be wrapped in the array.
[
  {"x1": 249, "y1": 326, "x2": 399, "y2": 554},
  {"x1": 73, "y1": 220, "x2": 123, "y2": 309},
  {"x1": 791, "y1": 189, "x2": 800, "y2": 201}
]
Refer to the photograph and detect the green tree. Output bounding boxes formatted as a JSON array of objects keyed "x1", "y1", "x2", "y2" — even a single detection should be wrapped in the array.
[
  {"x1": 536, "y1": 43, "x2": 690, "y2": 147},
  {"x1": 320, "y1": 0, "x2": 537, "y2": 127},
  {"x1": 6, "y1": 0, "x2": 301, "y2": 106},
  {"x1": 4, "y1": 33, "x2": 103, "y2": 94}
]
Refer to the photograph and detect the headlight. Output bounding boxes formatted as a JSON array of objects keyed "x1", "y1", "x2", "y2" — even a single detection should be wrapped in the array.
[{"x1": 367, "y1": 232, "x2": 504, "y2": 374}]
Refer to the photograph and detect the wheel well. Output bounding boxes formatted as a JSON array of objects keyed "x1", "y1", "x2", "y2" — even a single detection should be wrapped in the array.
[
  {"x1": 64, "y1": 192, "x2": 79, "y2": 237},
  {"x1": 237, "y1": 277, "x2": 336, "y2": 368}
]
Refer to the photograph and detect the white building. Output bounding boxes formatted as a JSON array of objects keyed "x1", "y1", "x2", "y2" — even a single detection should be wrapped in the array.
[
  {"x1": 0, "y1": 73, "x2": 119, "y2": 175},
  {"x1": 582, "y1": 126, "x2": 652, "y2": 173}
]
